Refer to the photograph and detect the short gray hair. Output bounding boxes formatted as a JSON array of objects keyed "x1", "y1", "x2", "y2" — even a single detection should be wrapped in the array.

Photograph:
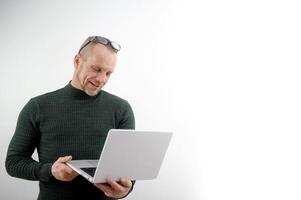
[{"x1": 78, "y1": 36, "x2": 121, "y2": 55}]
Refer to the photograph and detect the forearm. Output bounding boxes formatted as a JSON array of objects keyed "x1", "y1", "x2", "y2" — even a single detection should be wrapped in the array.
[{"x1": 5, "y1": 153, "x2": 53, "y2": 182}]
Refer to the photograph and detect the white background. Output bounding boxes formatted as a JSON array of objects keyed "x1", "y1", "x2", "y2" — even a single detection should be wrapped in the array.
[{"x1": 1, "y1": 0, "x2": 301, "y2": 199}]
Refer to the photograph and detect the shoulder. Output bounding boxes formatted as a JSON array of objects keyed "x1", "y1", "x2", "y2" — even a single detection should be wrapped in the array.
[
  {"x1": 30, "y1": 87, "x2": 65, "y2": 104},
  {"x1": 101, "y1": 90, "x2": 134, "y2": 114},
  {"x1": 101, "y1": 91, "x2": 135, "y2": 128},
  {"x1": 19, "y1": 88, "x2": 65, "y2": 116},
  {"x1": 101, "y1": 90, "x2": 131, "y2": 107}
]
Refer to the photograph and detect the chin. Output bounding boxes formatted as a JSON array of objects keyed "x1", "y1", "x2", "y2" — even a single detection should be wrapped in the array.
[
  {"x1": 85, "y1": 88, "x2": 101, "y2": 96},
  {"x1": 85, "y1": 91, "x2": 98, "y2": 96}
]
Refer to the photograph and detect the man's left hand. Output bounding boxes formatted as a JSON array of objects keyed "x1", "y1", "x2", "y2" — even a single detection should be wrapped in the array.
[{"x1": 94, "y1": 177, "x2": 132, "y2": 198}]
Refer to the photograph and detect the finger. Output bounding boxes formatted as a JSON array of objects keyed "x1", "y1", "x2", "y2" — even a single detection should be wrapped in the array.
[
  {"x1": 119, "y1": 177, "x2": 132, "y2": 188},
  {"x1": 65, "y1": 172, "x2": 79, "y2": 180},
  {"x1": 70, "y1": 169, "x2": 79, "y2": 176},
  {"x1": 61, "y1": 164, "x2": 74, "y2": 174},
  {"x1": 95, "y1": 183, "x2": 112, "y2": 194},
  {"x1": 63, "y1": 165, "x2": 79, "y2": 178},
  {"x1": 106, "y1": 178, "x2": 123, "y2": 191},
  {"x1": 56, "y1": 155, "x2": 72, "y2": 163}
]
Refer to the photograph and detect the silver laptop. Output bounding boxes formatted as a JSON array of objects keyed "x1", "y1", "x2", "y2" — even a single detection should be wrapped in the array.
[{"x1": 66, "y1": 129, "x2": 173, "y2": 183}]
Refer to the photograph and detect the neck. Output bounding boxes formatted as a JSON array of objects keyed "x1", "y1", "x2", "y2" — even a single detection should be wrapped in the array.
[{"x1": 70, "y1": 77, "x2": 83, "y2": 91}]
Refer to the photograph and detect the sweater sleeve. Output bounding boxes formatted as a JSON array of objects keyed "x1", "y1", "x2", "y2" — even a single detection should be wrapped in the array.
[{"x1": 5, "y1": 99, "x2": 53, "y2": 182}]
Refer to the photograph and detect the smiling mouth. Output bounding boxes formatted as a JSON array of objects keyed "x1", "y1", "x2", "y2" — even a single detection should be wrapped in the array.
[{"x1": 89, "y1": 81, "x2": 100, "y2": 88}]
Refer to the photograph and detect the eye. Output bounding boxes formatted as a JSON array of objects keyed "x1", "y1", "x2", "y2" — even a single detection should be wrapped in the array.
[{"x1": 92, "y1": 66, "x2": 101, "y2": 72}]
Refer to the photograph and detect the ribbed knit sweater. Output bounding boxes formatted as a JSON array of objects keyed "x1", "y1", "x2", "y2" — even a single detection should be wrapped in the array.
[{"x1": 5, "y1": 83, "x2": 135, "y2": 200}]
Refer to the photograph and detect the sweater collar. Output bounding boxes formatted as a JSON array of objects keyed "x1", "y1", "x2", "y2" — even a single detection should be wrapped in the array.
[{"x1": 64, "y1": 81, "x2": 101, "y2": 100}]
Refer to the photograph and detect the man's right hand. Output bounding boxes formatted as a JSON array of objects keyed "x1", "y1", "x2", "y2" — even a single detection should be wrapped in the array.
[{"x1": 51, "y1": 155, "x2": 78, "y2": 181}]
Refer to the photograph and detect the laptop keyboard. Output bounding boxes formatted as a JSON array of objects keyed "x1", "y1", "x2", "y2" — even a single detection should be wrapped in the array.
[{"x1": 81, "y1": 167, "x2": 96, "y2": 177}]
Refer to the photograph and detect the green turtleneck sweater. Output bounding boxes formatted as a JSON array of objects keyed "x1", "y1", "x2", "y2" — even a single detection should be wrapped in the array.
[{"x1": 5, "y1": 83, "x2": 135, "y2": 200}]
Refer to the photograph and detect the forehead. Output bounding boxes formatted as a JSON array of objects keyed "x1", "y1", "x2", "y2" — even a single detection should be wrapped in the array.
[{"x1": 86, "y1": 44, "x2": 117, "y2": 69}]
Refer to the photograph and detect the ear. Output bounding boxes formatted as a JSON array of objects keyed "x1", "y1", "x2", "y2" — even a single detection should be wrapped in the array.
[{"x1": 74, "y1": 54, "x2": 81, "y2": 69}]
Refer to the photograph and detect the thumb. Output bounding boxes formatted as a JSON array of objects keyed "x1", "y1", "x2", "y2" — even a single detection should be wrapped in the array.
[{"x1": 56, "y1": 155, "x2": 72, "y2": 163}]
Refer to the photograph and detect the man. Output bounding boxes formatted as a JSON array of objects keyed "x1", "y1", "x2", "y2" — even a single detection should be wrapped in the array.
[{"x1": 5, "y1": 36, "x2": 135, "y2": 200}]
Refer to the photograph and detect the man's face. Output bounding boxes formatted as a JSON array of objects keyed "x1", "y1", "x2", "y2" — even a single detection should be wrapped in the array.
[{"x1": 74, "y1": 44, "x2": 117, "y2": 96}]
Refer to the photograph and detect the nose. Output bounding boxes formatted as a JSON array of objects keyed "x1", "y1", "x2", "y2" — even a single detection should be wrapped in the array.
[{"x1": 96, "y1": 72, "x2": 107, "y2": 83}]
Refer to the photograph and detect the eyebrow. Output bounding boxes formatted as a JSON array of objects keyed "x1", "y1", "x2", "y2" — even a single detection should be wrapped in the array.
[{"x1": 92, "y1": 65, "x2": 114, "y2": 73}]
